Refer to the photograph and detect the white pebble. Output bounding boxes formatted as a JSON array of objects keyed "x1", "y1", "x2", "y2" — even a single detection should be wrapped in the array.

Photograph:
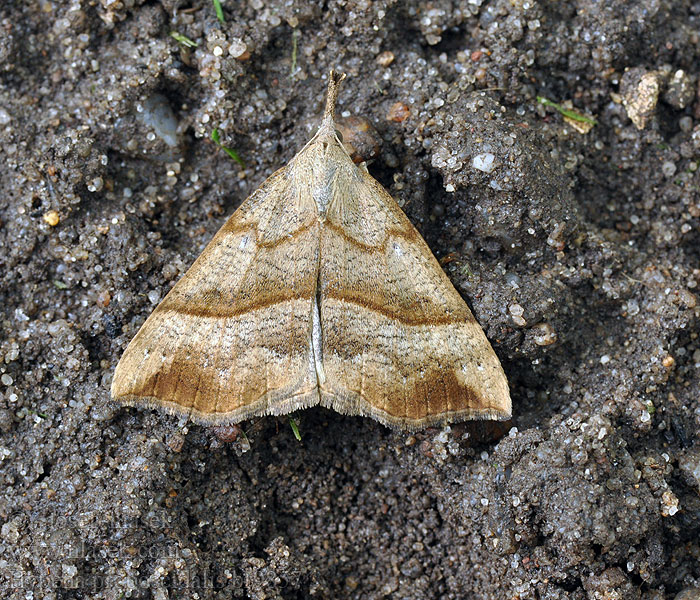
[
  {"x1": 509, "y1": 303, "x2": 527, "y2": 326},
  {"x1": 228, "y1": 39, "x2": 248, "y2": 58},
  {"x1": 472, "y1": 152, "x2": 496, "y2": 173},
  {"x1": 661, "y1": 161, "x2": 677, "y2": 177},
  {"x1": 532, "y1": 322, "x2": 557, "y2": 346},
  {"x1": 509, "y1": 303, "x2": 524, "y2": 316}
]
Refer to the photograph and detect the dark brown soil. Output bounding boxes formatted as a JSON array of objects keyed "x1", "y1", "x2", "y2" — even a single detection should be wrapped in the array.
[{"x1": 0, "y1": 1, "x2": 699, "y2": 599}]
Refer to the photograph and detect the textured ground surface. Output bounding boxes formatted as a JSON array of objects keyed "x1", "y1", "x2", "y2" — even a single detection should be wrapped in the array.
[{"x1": 1, "y1": 1, "x2": 699, "y2": 599}]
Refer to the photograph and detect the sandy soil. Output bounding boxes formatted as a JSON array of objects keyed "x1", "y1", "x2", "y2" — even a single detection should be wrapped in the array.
[{"x1": 0, "y1": 1, "x2": 699, "y2": 598}]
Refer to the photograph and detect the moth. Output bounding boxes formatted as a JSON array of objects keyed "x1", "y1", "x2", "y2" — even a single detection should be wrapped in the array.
[{"x1": 111, "y1": 71, "x2": 511, "y2": 431}]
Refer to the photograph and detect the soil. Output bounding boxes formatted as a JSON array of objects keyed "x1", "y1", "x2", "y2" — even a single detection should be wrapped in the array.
[{"x1": 1, "y1": 1, "x2": 699, "y2": 599}]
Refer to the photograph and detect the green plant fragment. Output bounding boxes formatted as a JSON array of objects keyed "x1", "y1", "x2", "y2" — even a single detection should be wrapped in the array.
[
  {"x1": 213, "y1": 0, "x2": 225, "y2": 23},
  {"x1": 169, "y1": 31, "x2": 198, "y2": 48},
  {"x1": 537, "y1": 96, "x2": 597, "y2": 125},
  {"x1": 289, "y1": 417, "x2": 302, "y2": 441},
  {"x1": 211, "y1": 128, "x2": 245, "y2": 167}
]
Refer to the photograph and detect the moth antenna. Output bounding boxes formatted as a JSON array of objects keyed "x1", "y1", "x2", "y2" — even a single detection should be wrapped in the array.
[{"x1": 323, "y1": 70, "x2": 347, "y2": 125}]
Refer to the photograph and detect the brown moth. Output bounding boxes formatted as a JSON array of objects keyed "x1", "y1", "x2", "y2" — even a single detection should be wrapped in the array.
[{"x1": 111, "y1": 71, "x2": 511, "y2": 431}]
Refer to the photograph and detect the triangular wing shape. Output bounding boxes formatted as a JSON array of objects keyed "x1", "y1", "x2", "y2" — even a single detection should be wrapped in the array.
[
  {"x1": 113, "y1": 70, "x2": 511, "y2": 431},
  {"x1": 111, "y1": 167, "x2": 322, "y2": 423},
  {"x1": 317, "y1": 145, "x2": 511, "y2": 430}
]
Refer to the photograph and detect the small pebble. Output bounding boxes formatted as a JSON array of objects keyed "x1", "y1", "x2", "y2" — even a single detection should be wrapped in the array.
[
  {"x1": 660, "y1": 490, "x2": 679, "y2": 517},
  {"x1": 664, "y1": 69, "x2": 694, "y2": 110},
  {"x1": 678, "y1": 290, "x2": 697, "y2": 308},
  {"x1": 96, "y1": 290, "x2": 111, "y2": 308},
  {"x1": 621, "y1": 69, "x2": 661, "y2": 130},
  {"x1": 4, "y1": 345, "x2": 19, "y2": 362},
  {"x1": 509, "y1": 303, "x2": 527, "y2": 327},
  {"x1": 376, "y1": 51, "x2": 395, "y2": 67},
  {"x1": 87, "y1": 177, "x2": 104, "y2": 192},
  {"x1": 228, "y1": 38, "x2": 249, "y2": 59},
  {"x1": 625, "y1": 299, "x2": 640, "y2": 316},
  {"x1": 531, "y1": 323, "x2": 558, "y2": 346},
  {"x1": 335, "y1": 116, "x2": 381, "y2": 164},
  {"x1": 139, "y1": 94, "x2": 179, "y2": 148},
  {"x1": 661, "y1": 161, "x2": 677, "y2": 177},
  {"x1": 212, "y1": 424, "x2": 241, "y2": 443},
  {"x1": 43, "y1": 210, "x2": 60, "y2": 226},
  {"x1": 387, "y1": 102, "x2": 410, "y2": 123},
  {"x1": 472, "y1": 153, "x2": 495, "y2": 173},
  {"x1": 167, "y1": 433, "x2": 185, "y2": 453},
  {"x1": 1, "y1": 374, "x2": 13, "y2": 386}
]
